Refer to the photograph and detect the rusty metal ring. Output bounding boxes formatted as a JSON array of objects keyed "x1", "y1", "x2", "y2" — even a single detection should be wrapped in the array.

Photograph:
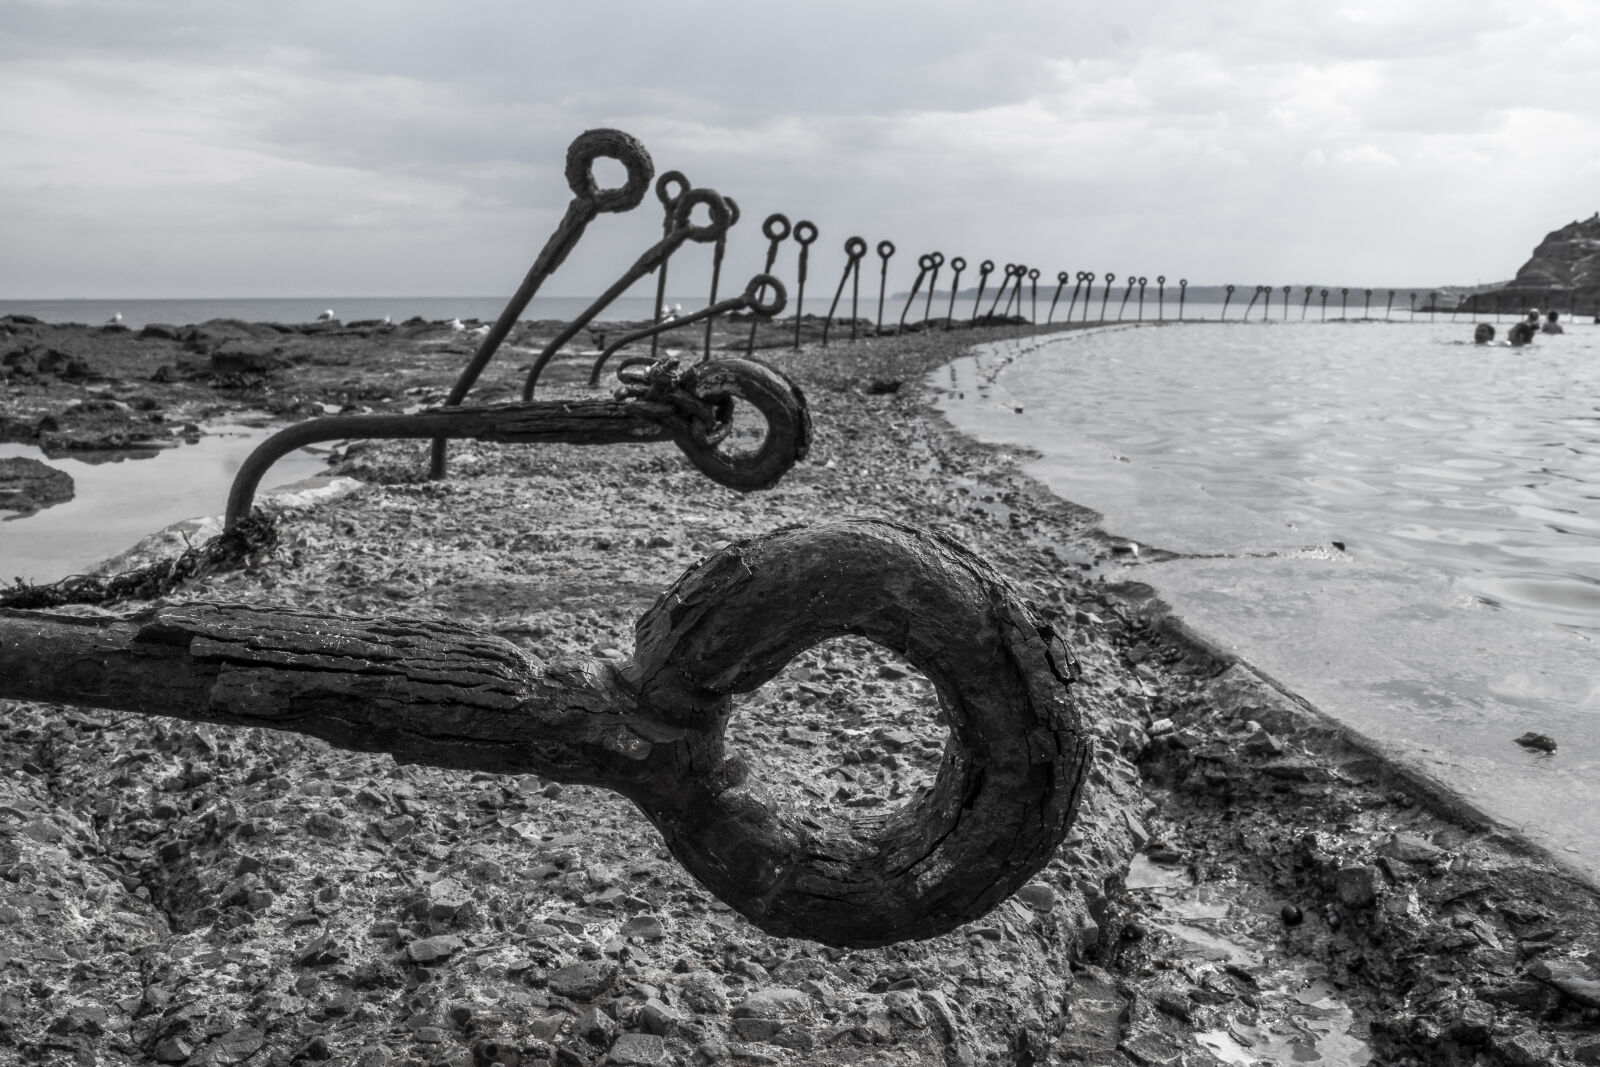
[
  {"x1": 564, "y1": 129, "x2": 654, "y2": 213},
  {"x1": 1226, "y1": 284, "x2": 1235, "y2": 293},
  {"x1": 1180, "y1": 278, "x2": 1188, "y2": 287},
  {"x1": 1085, "y1": 272, "x2": 1097, "y2": 282},
  {"x1": 793, "y1": 220, "x2": 819, "y2": 246},
  {"x1": 979, "y1": 260, "x2": 995, "y2": 275},
  {"x1": 930, "y1": 251, "x2": 945, "y2": 268},
  {"x1": 952, "y1": 257, "x2": 967, "y2": 272},
  {"x1": 1029, "y1": 268, "x2": 1040, "y2": 280},
  {"x1": 1058, "y1": 271, "x2": 1070, "y2": 284},
  {"x1": 1322, "y1": 289, "x2": 1329, "y2": 296},
  {"x1": 918, "y1": 253, "x2": 936, "y2": 271},
  {"x1": 630, "y1": 518, "x2": 1087, "y2": 945},
  {"x1": 844, "y1": 236, "x2": 867, "y2": 259},
  {"x1": 671, "y1": 357, "x2": 811, "y2": 492},
  {"x1": 877, "y1": 240, "x2": 896, "y2": 259},
  {"x1": 655, "y1": 170, "x2": 690, "y2": 210},
  {"x1": 673, "y1": 188, "x2": 734, "y2": 243},
  {"x1": 1105, "y1": 272, "x2": 1116, "y2": 284},
  {"x1": 725, "y1": 196, "x2": 741, "y2": 227},
  {"x1": 1157, "y1": 275, "x2": 1166, "y2": 284},
  {"x1": 762, "y1": 213, "x2": 792, "y2": 242},
  {"x1": 743, "y1": 273, "x2": 788, "y2": 318},
  {"x1": 1138, "y1": 276, "x2": 1147, "y2": 286}
]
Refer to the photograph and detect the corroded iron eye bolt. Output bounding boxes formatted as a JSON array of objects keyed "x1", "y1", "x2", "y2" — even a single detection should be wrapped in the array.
[
  {"x1": 430, "y1": 128, "x2": 654, "y2": 479},
  {"x1": 0, "y1": 519, "x2": 1090, "y2": 948},
  {"x1": 971, "y1": 260, "x2": 996, "y2": 320},
  {"x1": 900, "y1": 254, "x2": 937, "y2": 333},
  {"x1": 823, "y1": 236, "x2": 868, "y2": 346},
  {"x1": 703, "y1": 196, "x2": 742, "y2": 358},
  {"x1": 944, "y1": 257, "x2": 967, "y2": 328},
  {"x1": 1048, "y1": 271, "x2": 1069, "y2": 323},
  {"x1": 875, "y1": 240, "x2": 897, "y2": 333},
  {"x1": 746, "y1": 214, "x2": 793, "y2": 356},
  {"x1": 791, "y1": 220, "x2": 819, "y2": 350},
  {"x1": 227, "y1": 355, "x2": 810, "y2": 526}
]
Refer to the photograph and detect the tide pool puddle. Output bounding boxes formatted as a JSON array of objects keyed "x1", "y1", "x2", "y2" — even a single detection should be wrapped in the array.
[
  {"x1": 0, "y1": 423, "x2": 329, "y2": 585},
  {"x1": 1128, "y1": 852, "x2": 1374, "y2": 1066}
]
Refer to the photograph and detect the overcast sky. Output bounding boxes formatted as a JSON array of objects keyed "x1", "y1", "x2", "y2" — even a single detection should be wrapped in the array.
[{"x1": 4, "y1": 0, "x2": 1598, "y2": 302}]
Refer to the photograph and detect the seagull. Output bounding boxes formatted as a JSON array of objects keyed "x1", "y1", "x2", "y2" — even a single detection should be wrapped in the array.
[
  {"x1": 105, "y1": 312, "x2": 123, "y2": 325},
  {"x1": 448, "y1": 318, "x2": 465, "y2": 331},
  {"x1": 317, "y1": 309, "x2": 336, "y2": 322}
]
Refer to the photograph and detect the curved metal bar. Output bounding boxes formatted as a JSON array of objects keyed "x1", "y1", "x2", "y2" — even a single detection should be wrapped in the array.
[
  {"x1": 1221, "y1": 283, "x2": 1235, "y2": 321},
  {"x1": 702, "y1": 196, "x2": 741, "y2": 361},
  {"x1": 592, "y1": 275, "x2": 786, "y2": 385},
  {"x1": 987, "y1": 264, "x2": 1017, "y2": 319},
  {"x1": 229, "y1": 356, "x2": 809, "y2": 526},
  {"x1": 1178, "y1": 278, "x2": 1188, "y2": 321},
  {"x1": 822, "y1": 236, "x2": 867, "y2": 347},
  {"x1": 1118, "y1": 275, "x2": 1136, "y2": 321},
  {"x1": 1081, "y1": 272, "x2": 1097, "y2": 323},
  {"x1": 1157, "y1": 275, "x2": 1166, "y2": 321},
  {"x1": 523, "y1": 187, "x2": 734, "y2": 399},
  {"x1": 429, "y1": 128, "x2": 653, "y2": 479},
  {"x1": 1028, "y1": 267, "x2": 1041, "y2": 323},
  {"x1": 1136, "y1": 276, "x2": 1148, "y2": 321},
  {"x1": 1302, "y1": 285, "x2": 1313, "y2": 321}
]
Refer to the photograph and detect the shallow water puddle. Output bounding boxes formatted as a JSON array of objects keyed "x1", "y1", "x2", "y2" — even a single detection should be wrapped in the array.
[
  {"x1": 0, "y1": 422, "x2": 328, "y2": 584},
  {"x1": 1128, "y1": 852, "x2": 1374, "y2": 1066}
]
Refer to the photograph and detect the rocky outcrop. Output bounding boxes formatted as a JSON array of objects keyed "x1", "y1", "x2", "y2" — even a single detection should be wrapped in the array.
[
  {"x1": 1465, "y1": 212, "x2": 1600, "y2": 313},
  {"x1": 0, "y1": 456, "x2": 73, "y2": 516}
]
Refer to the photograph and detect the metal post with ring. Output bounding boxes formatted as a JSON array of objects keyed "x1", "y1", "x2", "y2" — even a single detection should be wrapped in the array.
[
  {"x1": 790, "y1": 220, "x2": 818, "y2": 351},
  {"x1": 944, "y1": 257, "x2": 967, "y2": 327},
  {"x1": 702, "y1": 196, "x2": 740, "y2": 360},
  {"x1": 1047, "y1": 271, "x2": 1069, "y2": 324},
  {"x1": 923, "y1": 252, "x2": 946, "y2": 324},
  {"x1": 650, "y1": 171, "x2": 691, "y2": 361},
  {"x1": 899, "y1": 254, "x2": 936, "y2": 333},
  {"x1": 876, "y1": 240, "x2": 896, "y2": 334},
  {"x1": 746, "y1": 213, "x2": 792, "y2": 355},
  {"x1": 971, "y1": 259, "x2": 995, "y2": 321},
  {"x1": 1221, "y1": 284, "x2": 1235, "y2": 321},
  {"x1": 822, "y1": 236, "x2": 867, "y2": 347},
  {"x1": 1098, "y1": 272, "x2": 1116, "y2": 321}
]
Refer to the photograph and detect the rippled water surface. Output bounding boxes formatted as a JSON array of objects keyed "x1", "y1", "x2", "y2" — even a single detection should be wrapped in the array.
[{"x1": 999, "y1": 321, "x2": 1600, "y2": 632}]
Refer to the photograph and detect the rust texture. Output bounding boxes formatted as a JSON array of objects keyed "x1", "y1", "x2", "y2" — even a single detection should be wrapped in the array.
[
  {"x1": 0, "y1": 519, "x2": 1089, "y2": 948},
  {"x1": 945, "y1": 256, "x2": 966, "y2": 327},
  {"x1": 702, "y1": 197, "x2": 741, "y2": 359},
  {"x1": 591, "y1": 276, "x2": 786, "y2": 385},
  {"x1": 650, "y1": 171, "x2": 691, "y2": 362},
  {"x1": 875, "y1": 240, "x2": 896, "y2": 333},
  {"x1": 971, "y1": 259, "x2": 995, "y2": 320}
]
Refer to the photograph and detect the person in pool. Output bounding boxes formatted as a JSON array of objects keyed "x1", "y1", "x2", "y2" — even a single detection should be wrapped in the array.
[
  {"x1": 1474, "y1": 323, "x2": 1495, "y2": 344},
  {"x1": 1509, "y1": 320, "x2": 1538, "y2": 346},
  {"x1": 1542, "y1": 310, "x2": 1565, "y2": 334}
]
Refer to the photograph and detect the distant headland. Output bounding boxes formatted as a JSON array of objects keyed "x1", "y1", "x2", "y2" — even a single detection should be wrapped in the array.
[{"x1": 1460, "y1": 212, "x2": 1600, "y2": 314}]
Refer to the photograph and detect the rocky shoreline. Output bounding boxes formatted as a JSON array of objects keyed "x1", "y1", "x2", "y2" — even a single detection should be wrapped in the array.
[{"x1": 2, "y1": 313, "x2": 1599, "y2": 1065}]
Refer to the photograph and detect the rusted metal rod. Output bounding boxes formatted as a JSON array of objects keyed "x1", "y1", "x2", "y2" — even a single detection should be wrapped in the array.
[
  {"x1": 0, "y1": 519, "x2": 1089, "y2": 948},
  {"x1": 746, "y1": 214, "x2": 791, "y2": 356},
  {"x1": 971, "y1": 259, "x2": 995, "y2": 320},
  {"x1": 790, "y1": 220, "x2": 818, "y2": 350},
  {"x1": 429, "y1": 128, "x2": 653, "y2": 480},
  {"x1": 702, "y1": 196, "x2": 741, "y2": 359},
  {"x1": 592, "y1": 275, "x2": 786, "y2": 385},
  {"x1": 522, "y1": 187, "x2": 734, "y2": 398},
  {"x1": 822, "y1": 236, "x2": 867, "y2": 346},
  {"x1": 923, "y1": 251, "x2": 945, "y2": 324},
  {"x1": 875, "y1": 240, "x2": 896, "y2": 333},
  {"x1": 899, "y1": 254, "x2": 935, "y2": 333},
  {"x1": 650, "y1": 171, "x2": 690, "y2": 361},
  {"x1": 230, "y1": 358, "x2": 810, "y2": 527},
  {"x1": 1047, "y1": 271, "x2": 1068, "y2": 324},
  {"x1": 944, "y1": 256, "x2": 966, "y2": 327},
  {"x1": 1098, "y1": 272, "x2": 1116, "y2": 321}
]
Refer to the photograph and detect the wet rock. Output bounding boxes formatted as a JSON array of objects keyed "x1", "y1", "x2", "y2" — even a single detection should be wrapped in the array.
[
  {"x1": 0, "y1": 456, "x2": 74, "y2": 515},
  {"x1": 1513, "y1": 732, "x2": 1557, "y2": 753},
  {"x1": 1378, "y1": 832, "x2": 1444, "y2": 865},
  {"x1": 1526, "y1": 957, "x2": 1600, "y2": 1009},
  {"x1": 1014, "y1": 883, "x2": 1057, "y2": 912},
  {"x1": 406, "y1": 934, "x2": 464, "y2": 964},
  {"x1": 576, "y1": 1006, "x2": 616, "y2": 1045},
  {"x1": 548, "y1": 959, "x2": 619, "y2": 1001},
  {"x1": 1334, "y1": 865, "x2": 1380, "y2": 908},
  {"x1": 605, "y1": 1033, "x2": 666, "y2": 1065}
]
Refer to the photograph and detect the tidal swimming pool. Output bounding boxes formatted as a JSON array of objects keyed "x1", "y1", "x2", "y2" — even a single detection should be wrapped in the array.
[
  {"x1": 0, "y1": 424, "x2": 328, "y2": 586},
  {"x1": 980, "y1": 320, "x2": 1600, "y2": 634}
]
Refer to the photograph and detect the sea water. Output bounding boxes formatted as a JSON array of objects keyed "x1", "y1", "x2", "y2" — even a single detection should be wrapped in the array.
[{"x1": 964, "y1": 320, "x2": 1600, "y2": 634}]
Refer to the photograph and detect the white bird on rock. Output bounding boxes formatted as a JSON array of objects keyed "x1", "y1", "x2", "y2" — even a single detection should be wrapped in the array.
[{"x1": 317, "y1": 309, "x2": 336, "y2": 322}]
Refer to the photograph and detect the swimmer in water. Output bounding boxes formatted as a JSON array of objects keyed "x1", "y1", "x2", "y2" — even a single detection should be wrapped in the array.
[
  {"x1": 1508, "y1": 320, "x2": 1538, "y2": 346},
  {"x1": 1542, "y1": 310, "x2": 1565, "y2": 334},
  {"x1": 1474, "y1": 323, "x2": 1495, "y2": 344}
]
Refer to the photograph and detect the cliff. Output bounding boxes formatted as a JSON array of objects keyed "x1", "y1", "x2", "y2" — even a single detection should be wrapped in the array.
[{"x1": 1463, "y1": 212, "x2": 1600, "y2": 313}]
